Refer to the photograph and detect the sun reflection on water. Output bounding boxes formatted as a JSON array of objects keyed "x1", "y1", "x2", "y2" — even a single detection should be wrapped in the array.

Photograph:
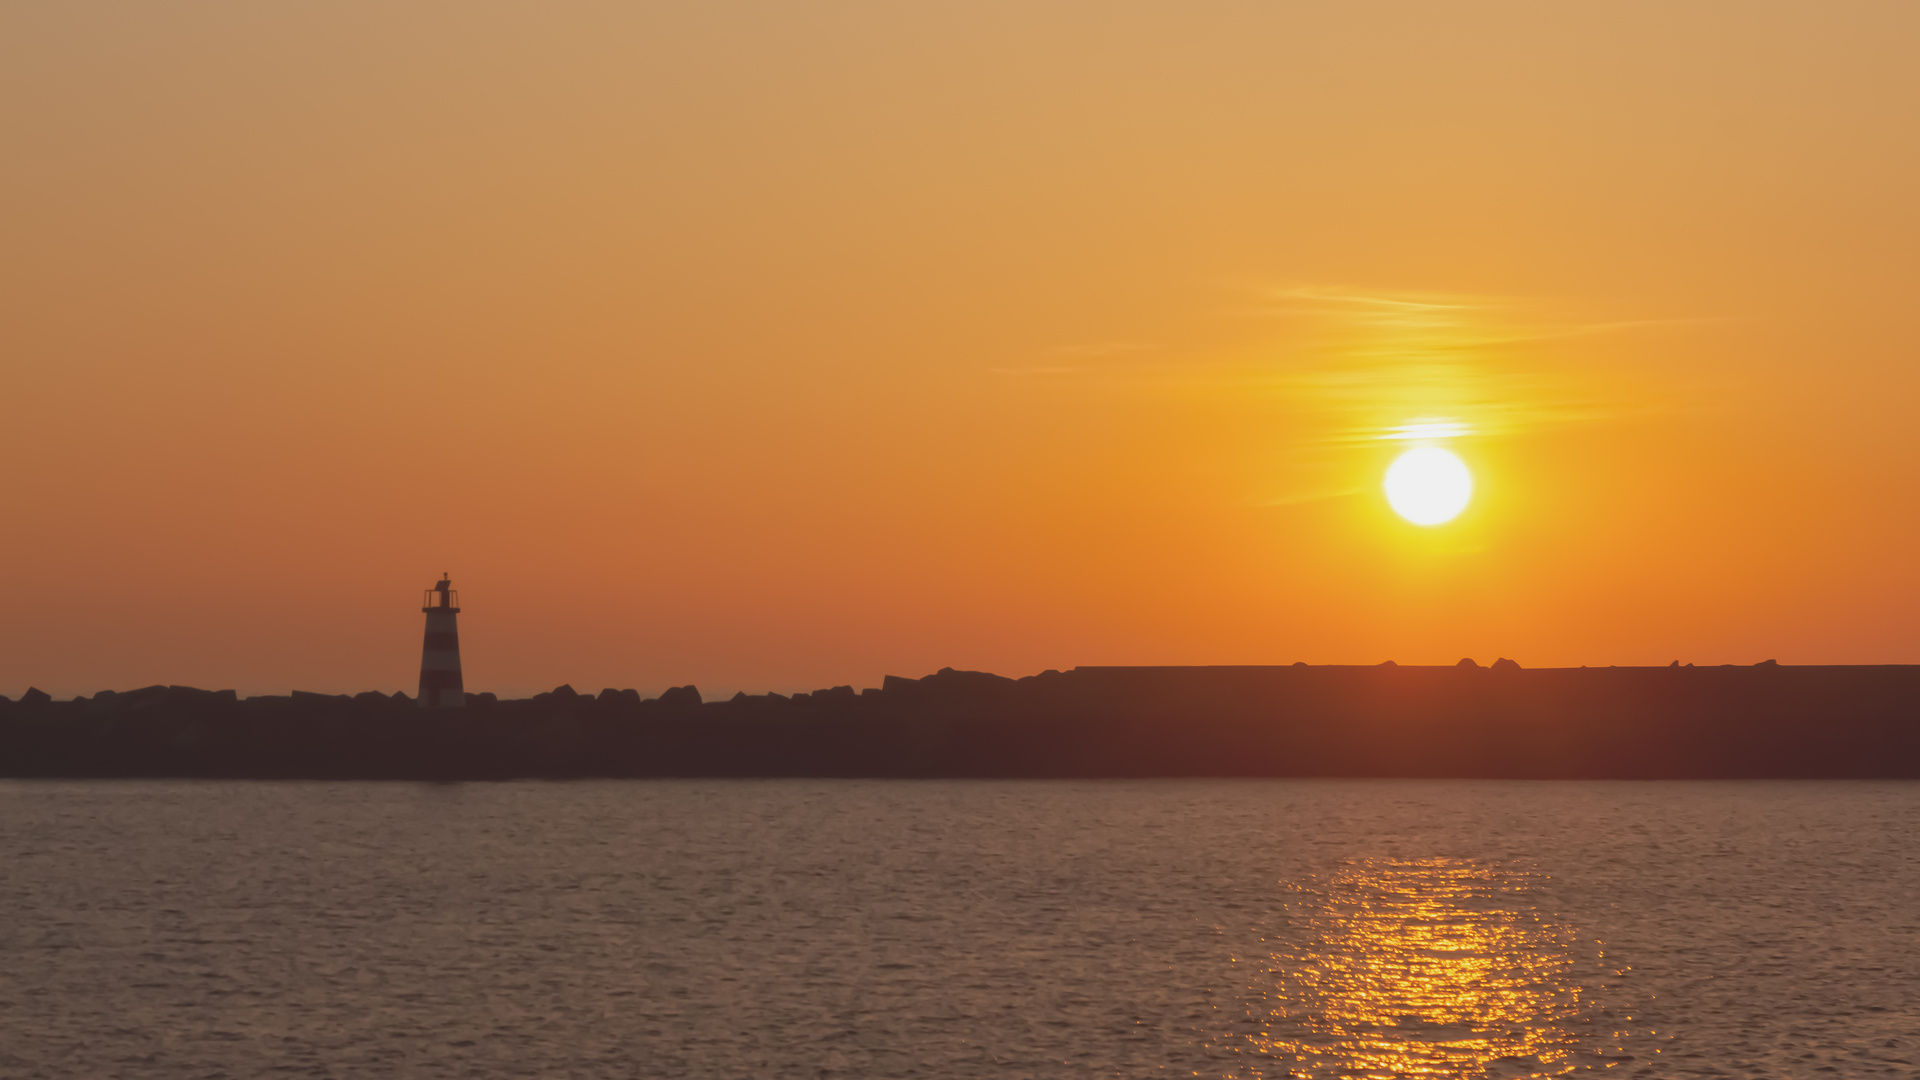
[{"x1": 1239, "y1": 858, "x2": 1630, "y2": 1079}]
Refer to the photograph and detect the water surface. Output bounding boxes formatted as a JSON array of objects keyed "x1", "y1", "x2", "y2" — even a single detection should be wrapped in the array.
[{"x1": 1, "y1": 780, "x2": 1915, "y2": 1077}]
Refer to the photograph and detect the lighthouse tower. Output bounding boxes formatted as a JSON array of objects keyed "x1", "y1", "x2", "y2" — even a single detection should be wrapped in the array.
[{"x1": 417, "y1": 574, "x2": 465, "y2": 708}]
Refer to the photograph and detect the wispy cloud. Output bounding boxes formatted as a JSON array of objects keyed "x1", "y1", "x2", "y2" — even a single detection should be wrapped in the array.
[
  {"x1": 983, "y1": 286, "x2": 1685, "y2": 508},
  {"x1": 1211, "y1": 286, "x2": 1682, "y2": 507},
  {"x1": 1247, "y1": 484, "x2": 1370, "y2": 508},
  {"x1": 988, "y1": 341, "x2": 1160, "y2": 376},
  {"x1": 1227, "y1": 286, "x2": 1682, "y2": 447},
  {"x1": 1043, "y1": 340, "x2": 1160, "y2": 359}
]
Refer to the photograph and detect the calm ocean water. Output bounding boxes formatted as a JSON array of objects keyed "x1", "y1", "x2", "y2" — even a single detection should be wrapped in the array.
[{"x1": 1, "y1": 780, "x2": 1915, "y2": 1078}]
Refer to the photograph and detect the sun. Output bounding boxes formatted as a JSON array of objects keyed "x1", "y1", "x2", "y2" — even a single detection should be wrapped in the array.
[{"x1": 1384, "y1": 447, "x2": 1472, "y2": 525}]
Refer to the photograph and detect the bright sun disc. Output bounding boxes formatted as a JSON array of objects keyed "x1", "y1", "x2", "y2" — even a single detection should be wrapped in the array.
[{"x1": 1384, "y1": 447, "x2": 1472, "y2": 525}]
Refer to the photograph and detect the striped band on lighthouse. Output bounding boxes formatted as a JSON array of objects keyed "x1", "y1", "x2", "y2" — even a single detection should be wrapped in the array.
[{"x1": 418, "y1": 574, "x2": 465, "y2": 708}]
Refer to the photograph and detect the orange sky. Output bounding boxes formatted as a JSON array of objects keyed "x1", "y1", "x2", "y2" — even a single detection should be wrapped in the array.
[{"x1": 4, "y1": 2, "x2": 1917, "y2": 698}]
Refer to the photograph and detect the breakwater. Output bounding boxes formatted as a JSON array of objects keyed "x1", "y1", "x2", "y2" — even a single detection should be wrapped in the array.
[{"x1": 3, "y1": 663, "x2": 1916, "y2": 779}]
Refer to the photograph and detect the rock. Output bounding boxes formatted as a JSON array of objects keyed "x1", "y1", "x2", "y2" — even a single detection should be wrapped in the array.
[
  {"x1": 658, "y1": 685, "x2": 702, "y2": 710},
  {"x1": 1491, "y1": 658, "x2": 1522, "y2": 672},
  {"x1": 1755, "y1": 659, "x2": 1779, "y2": 667},
  {"x1": 291, "y1": 690, "x2": 350, "y2": 704},
  {"x1": 21, "y1": 687, "x2": 52, "y2": 705},
  {"x1": 1456, "y1": 658, "x2": 1480, "y2": 668},
  {"x1": 1377, "y1": 660, "x2": 1397, "y2": 667},
  {"x1": 919, "y1": 669, "x2": 1014, "y2": 694},
  {"x1": 549, "y1": 684, "x2": 580, "y2": 700},
  {"x1": 118, "y1": 685, "x2": 172, "y2": 709}
]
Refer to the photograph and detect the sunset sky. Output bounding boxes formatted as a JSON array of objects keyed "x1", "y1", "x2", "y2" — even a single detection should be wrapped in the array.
[{"x1": 4, "y1": 2, "x2": 1917, "y2": 699}]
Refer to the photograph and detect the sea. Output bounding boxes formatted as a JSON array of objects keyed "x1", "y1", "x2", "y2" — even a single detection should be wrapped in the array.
[{"x1": 1, "y1": 780, "x2": 1915, "y2": 1078}]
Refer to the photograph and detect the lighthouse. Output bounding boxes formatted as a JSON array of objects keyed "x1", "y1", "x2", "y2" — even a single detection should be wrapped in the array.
[{"x1": 417, "y1": 574, "x2": 465, "y2": 708}]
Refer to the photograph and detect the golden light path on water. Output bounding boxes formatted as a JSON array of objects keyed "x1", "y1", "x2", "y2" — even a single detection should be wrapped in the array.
[{"x1": 1239, "y1": 858, "x2": 1635, "y2": 1079}]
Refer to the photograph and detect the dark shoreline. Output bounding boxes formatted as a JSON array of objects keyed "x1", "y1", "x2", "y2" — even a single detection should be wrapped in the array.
[{"x1": 4, "y1": 663, "x2": 1917, "y2": 780}]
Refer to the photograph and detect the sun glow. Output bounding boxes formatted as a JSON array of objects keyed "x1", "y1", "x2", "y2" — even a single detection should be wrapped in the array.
[{"x1": 1384, "y1": 447, "x2": 1472, "y2": 525}]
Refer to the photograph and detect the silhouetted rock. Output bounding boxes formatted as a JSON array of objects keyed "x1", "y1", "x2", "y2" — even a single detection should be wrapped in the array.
[
  {"x1": 1756, "y1": 659, "x2": 1779, "y2": 667},
  {"x1": 118, "y1": 685, "x2": 171, "y2": 709},
  {"x1": 6, "y1": 663, "x2": 1919, "y2": 780},
  {"x1": 20, "y1": 687, "x2": 52, "y2": 705},
  {"x1": 658, "y1": 685, "x2": 702, "y2": 710},
  {"x1": 291, "y1": 691, "x2": 350, "y2": 705},
  {"x1": 1378, "y1": 660, "x2": 1397, "y2": 667},
  {"x1": 1456, "y1": 658, "x2": 1480, "y2": 668},
  {"x1": 549, "y1": 684, "x2": 580, "y2": 701}
]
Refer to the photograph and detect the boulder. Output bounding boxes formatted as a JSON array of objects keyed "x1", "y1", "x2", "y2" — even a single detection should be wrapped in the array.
[
  {"x1": 20, "y1": 687, "x2": 52, "y2": 705},
  {"x1": 291, "y1": 690, "x2": 351, "y2": 704},
  {"x1": 1491, "y1": 658, "x2": 1522, "y2": 672},
  {"x1": 658, "y1": 685, "x2": 702, "y2": 710}
]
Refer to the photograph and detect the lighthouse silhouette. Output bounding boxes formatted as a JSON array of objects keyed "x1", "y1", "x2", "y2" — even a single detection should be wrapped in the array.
[{"x1": 417, "y1": 574, "x2": 465, "y2": 708}]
